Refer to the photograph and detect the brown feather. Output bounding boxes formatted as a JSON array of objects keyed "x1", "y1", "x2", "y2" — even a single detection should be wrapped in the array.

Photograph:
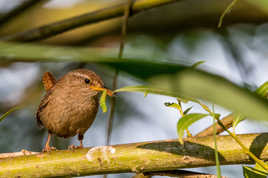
[
  {"x1": 42, "y1": 72, "x2": 56, "y2": 91},
  {"x1": 36, "y1": 90, "x2": 52, "y2": 127},
  {"x1": 37, "y1": 72, "x2": 57, "y2": 127}
]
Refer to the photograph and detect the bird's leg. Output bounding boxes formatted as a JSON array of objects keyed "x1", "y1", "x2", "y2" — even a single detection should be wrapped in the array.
[
  {"x1": 68, "y1": 134, "x2": 84, "y2": 150},
  {"x1": 78, "y1": 134, "x2": 84, "y2": 148},
  {"x1": 42, "y1": 132, "x2": 56, "y2": 152}
]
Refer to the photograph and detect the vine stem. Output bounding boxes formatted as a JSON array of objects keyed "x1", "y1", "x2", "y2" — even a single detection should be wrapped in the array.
[
  {"x1": 104, "y1": 1, "x2": 133, "y2": 178},
  {"x1": 215, "y1": 117, "x2": 268, "y2": 171}
]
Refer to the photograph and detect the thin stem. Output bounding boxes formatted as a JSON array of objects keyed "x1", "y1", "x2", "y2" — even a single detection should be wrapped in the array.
[
  {"x1": 216, "y1": 117, "x2": 268, "y2": 171},
  {"x1": 105, "y1": 0, "x2": 133, "y2": 145},
  {"x1": 218, "y1": 0, "x2": 239, "y2": 28},
  {"x1": 213, "y1": 113, "x2": 222, "y2": 177},
  {"x1": 195, "y1": 113, "x2": 234, "y2": 137},
  {"x1": 104, "y1": 2, "x2": 132, "y2": 178}
]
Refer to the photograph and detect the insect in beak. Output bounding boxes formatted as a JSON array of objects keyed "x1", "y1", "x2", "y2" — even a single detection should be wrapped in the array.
[{"x1": 89, "y1": 86, "x2": 114, "y2": 96}]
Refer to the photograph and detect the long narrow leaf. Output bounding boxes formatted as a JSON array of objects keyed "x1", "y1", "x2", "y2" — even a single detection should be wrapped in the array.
[
  {"x1": 0, "y1": 106, "x2": 21, "y2": 123},
  {"x1": 177, "y1": 113, "x2": 209, "y2": 144},
  {"x1": 256, "y1": 81, "x2": 268, "y2": 98},
  {"x1": 243, "y1": 166, "x2": 268, "y2": 178},
  {"x1": 100, "y1": 90, "x2": 108, "y2": 113},
  {"x1": 2, "y1": 42, "x2": 268, "y2": 123}
]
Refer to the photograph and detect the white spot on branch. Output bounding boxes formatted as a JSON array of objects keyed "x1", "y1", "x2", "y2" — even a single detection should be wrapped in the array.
[{"x1": 86, "y1": 146, "x2": 116, "y2": 162}]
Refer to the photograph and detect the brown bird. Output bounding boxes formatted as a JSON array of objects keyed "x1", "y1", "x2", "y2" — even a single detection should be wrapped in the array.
[{"x1": 36, "y1": 69, "x2": 112, "y2": 152}]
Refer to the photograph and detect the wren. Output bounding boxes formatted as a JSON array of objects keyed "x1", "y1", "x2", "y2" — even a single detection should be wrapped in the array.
[{"x1": 36, "y1": 69, "x2": 110, "y2": 152}]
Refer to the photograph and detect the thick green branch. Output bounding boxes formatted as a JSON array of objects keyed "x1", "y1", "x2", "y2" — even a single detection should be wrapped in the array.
[
  {"x1": 1, "y1": 133, "x2": 268, "y2": 177},
  {"x1": 3, "y1": 0, "x2": 179, "y2": 42}
]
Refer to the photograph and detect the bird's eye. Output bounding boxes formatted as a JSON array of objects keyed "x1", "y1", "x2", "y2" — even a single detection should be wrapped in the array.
[{"x1": 84, "y1": 78, "x2": 90, "y2": 84}]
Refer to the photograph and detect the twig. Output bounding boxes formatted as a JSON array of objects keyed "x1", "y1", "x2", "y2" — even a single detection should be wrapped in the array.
[
  {"x1": 215, "y1": 118, "x2": 268, "y2": 171},
  {"x1": 0, "y1": 149, "x2": 39, "y2": 159},
  {"x1": 3, "y1": 0, "x2": 179, "y2": 42},
  {"x1": 104, "y1": 1, "x2": 133, "y2": 178},
  {"x1": 0, "y1": 0, "x2": 47, "y2": 27},
  {"x1": 105, "y1": 0, "x2": 133, "y2": 147},
  {"x1": 195, "y1": 113, "x2": 233, "y2": 137}
]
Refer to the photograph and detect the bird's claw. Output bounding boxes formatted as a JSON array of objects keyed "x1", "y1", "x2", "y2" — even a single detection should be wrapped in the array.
[
  {"x1": 68, "y1": 144, "x2": 83, "y2": 150},
  {"x1": 42, "y1": 146, "x2": 56, "y2": 152}
]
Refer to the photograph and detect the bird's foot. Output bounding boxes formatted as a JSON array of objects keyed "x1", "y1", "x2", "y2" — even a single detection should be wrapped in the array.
[
  {"x1": 42, "y1": 146, "x2": 56, "y2": 152},
  {"x1": 68, "y1": 144, "x2": 83, "y2": 150},
  {"x1": 20, "y1": 149, "x2": 34, "y2": 155}
]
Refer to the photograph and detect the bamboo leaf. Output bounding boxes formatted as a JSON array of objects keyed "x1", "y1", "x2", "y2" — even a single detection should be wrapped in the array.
[
  {"x1": 2, "y1": 42, "x2": 268, "y2": 123},
  {"x1": 255, "y1": 162, "x2": 268, "y2": 173},
  {"x1": 232, "y1": 113, "x2": 245, "y2": 132},
  {"x1": 256, "y1": 81, "x2": 268, "y2": 98},
  {"x1": 165, "y1": 102, "x2": 184, "y2": 116},
  {"x1": 183, "y1": 107, "x2": 192, "y2": 115},
  {"x1": 164, "y1": 102, "x2": 181, "y2": 110},
  {"x1": 243, "y1": 166, "x2": 268, "y2": 178},
  {"x1": 147, "y1": 70, "x2": 268, "y2": 123},
  {"x1": 191, "y1": 60, "x2": 205, "y2": 68},
  {"x1": 177, "y1": 113, "x2": 209, "y2": 144},
  {"x1": 100, "y1": 90, "x2": 108, "y2": 113}
]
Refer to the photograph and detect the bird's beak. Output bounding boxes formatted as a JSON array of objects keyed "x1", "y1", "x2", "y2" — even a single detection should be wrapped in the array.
[{"x1": 89, "y1": 86, "x2": 114, "y2": 96}]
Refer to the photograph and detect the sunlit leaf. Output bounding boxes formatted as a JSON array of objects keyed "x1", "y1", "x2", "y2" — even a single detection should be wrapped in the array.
[
  {"x1": 147, "y1": 70, "x2": 268, "y2": 122},
  {"x1": 165, "y1": 102, "x2": 183, "y2": 116},
  {"x1": 232, "y1": 113, "x2": 245, "y2": 132},
  {"x1": 256, "y1": 81, "x2": 268, "y2": 98},
  {"x1": 243, "y1": 166, "x2": 268, "y2": 178},
  {"x1": 100, "y1": 90, "x2": 108, "y2": 113},
  {"x1": 191, "y1": 60, "x2": 205, "y2": 68},
  {"x1": 177, "y1": 113, "x2": 209, "y2": 144},
  {"x1": 255, "y1": 162, "x2": 268, "y2": 174},
  {"x1": 2, "y1": 42, "x2": 268, "y2": 123}
]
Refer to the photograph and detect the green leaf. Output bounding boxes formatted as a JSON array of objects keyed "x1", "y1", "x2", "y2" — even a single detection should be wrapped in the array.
[
  {"x1": 2, "y1": 42, "x2": 268, "y2": 123},
  {"x1": 232, "y1": 113, "x2": 245, "y2": 132},
  {"x1": 164, "y1": 102, "x2": 181, "y2": 110},
  {"x1": 244, "y1": 0, "x2": 268, "y2": 13},
  {"x1": 147, "y1": 70, "x2": 268, "y2": 123},
  {"x1": 191, "y1": 60, "x2": 205, "y2": 68},
  {"x1": 165, "y1": 102, "x2": 184, "y2": 116},
  {"x1": 100, "y1": 90, "x2": 108, "y2": 113},
  {"x1": 183, "y1": 107, "x2": 192, "y2": 115},
  {"x1": 177, "y1": 113, "x2": 209, "y2": 144},
  {"x1": 0, "y1": 106, "x2": 21, "y2": 123},
  {"x1": 256, "y1": 81, "x2": 268, "y2": 98},
  {"x1": 255, "y1": 162, "x2": 268, "y2": 173},
  {"x1": 243, "y1": 166, "x2": 268, "y2": 178}
]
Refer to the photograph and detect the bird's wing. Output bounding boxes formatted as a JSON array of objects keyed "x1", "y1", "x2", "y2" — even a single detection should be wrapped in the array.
[
  {"x1": 36, "y1": 72, "x2": 56, "y2": 127},
  {"x1": 36, "y1": 90, "x2": 52, "y2": 127},
  {"x1": 42, "y1": 72, "x2": 56, "y2": 91}
]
